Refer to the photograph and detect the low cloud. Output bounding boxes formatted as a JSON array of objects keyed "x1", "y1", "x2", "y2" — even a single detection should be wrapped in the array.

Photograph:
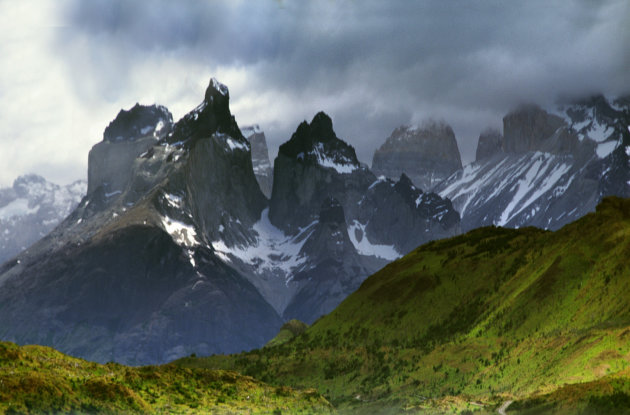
[{"x1": 0, "y1": 0, "x2": 628, "y2": 185}]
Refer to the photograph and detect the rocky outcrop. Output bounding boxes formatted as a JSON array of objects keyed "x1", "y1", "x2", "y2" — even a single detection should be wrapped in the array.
[
  {"x1": 269, "y1": 112, "x2": 372, "y2": 234},
  {"x1": 103, "y1": 104, "x2": 172, "y2": 142},
  {"x1": 0, "y1": 175, "x2": 86, "y2": 264},
  {"x1": 356, "y1": 174, "x2": 460, "y2": 254},
  {"x1": 242, "y1": 125, "x2": 273, "y2": 198},
  {"x1": 371, "y1": 121, "x2": 462, "y2": 191},
  {"x1": 283, "y1": 197, "x2": 375, "y2": 323},
  {"x1": 88, "y1": 104, "x2": 173, "y2": 195},
  {"x1": 475, "y1": 128, "x2": 503, "y2": 161},
  {"x1": 502, "y1": 104, "x2": 566, "y2": 154}
]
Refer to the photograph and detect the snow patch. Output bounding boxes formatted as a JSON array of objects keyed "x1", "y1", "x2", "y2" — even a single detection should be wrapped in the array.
[
  {"x1": 211, "y1": 209, "x2": 316, "y2": 279},
  {"x1": 312, "y1": 143, "x2": 358, "y2": 174},
  {"x1": 348, "y1": 220, "x2": 400, "y2": 260},
  {"x1": 210, "y1": 78, "x2": 229, "y2": 96},
  {"x1": 163, "y1": 192, "x2": 183, "y2": 209},
  {"x1": 368, "y1": 176, "x2": 388, "y2": 190},
  {"x1": 215, "y1": 132, "x2": 249, "y2": 152},
  {"x1": 587, "y1": 120, "x2": 611, "y2": 142},
  {"x1": 161, "y1": 216, "x2": 199, "y2": 248},
  {"x1": 596, "y1": 141, "x2": 619, "y2": 158}
]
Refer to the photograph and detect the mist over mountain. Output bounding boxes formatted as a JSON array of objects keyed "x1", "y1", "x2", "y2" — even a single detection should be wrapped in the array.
[
  {"x1": 435, "y1": 96, "x2": 630, "y2": 231},
  {"x1": 0, "y1": 175, "x2": 85, "y2": 264}
]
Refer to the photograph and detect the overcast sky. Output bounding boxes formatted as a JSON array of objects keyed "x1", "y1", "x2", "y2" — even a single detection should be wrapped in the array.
[{"x1": 0, "y1": 0, "x2": 628, "y2": 187}]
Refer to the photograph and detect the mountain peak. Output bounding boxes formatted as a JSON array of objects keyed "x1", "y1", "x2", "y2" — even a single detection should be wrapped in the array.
[
  {"x1": 278, "y1": 112, "x2": 360, "y2": 172},
  {"x1": 476, "y1": 128, "x2": 503, "y2": 161},
  {"x1": 206, "y1": 77, "x2": 230, "y2": 101},
  {"x1": 372, "y1": 119, "x2": 462, "y2": 191},
  {"x1": 309, "y1": 111, "x2": 335, "y2": 140},
  {"x1": 103, "y1": 104, "x2": 173, "y2": 142},
  {"x1": 167, "y1": 77, "x2": 241, "y2": 145}
]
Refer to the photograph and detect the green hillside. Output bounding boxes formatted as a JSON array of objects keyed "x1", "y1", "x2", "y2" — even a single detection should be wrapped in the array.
[
  {"x1": 178, "y1": 197, "x2": 630, "y2": 414},
  {"x1": 0, "y1": 341, "x2": 332, "y2": 414},
  {"x1": 265, "y1": 320, "x2": 309, "y2": 348}
]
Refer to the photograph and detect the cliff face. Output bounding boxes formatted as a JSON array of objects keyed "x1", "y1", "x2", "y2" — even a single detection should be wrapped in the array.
[
  {"x1": 475, "y1": 128, "x2": 503, "y2": 161},
  {"x1": 88, "y1": 104, "x2": 173, "y2": 195},
  {"x1": 502, "y1": 104, "x2": 566, "y2": 154},
  {"x1": 242, "y1": 125, "x2": 274, "y2": 198},
  {"x1": 371, "y1": 121, "x2": 462, "y2": 191}
]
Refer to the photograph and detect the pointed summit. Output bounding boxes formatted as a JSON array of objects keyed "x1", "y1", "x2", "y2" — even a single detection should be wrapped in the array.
[
  {"x1": 167, "y1": 77, "x2": 241, "y2": 145},
  {"x1": 103, "y1": 104, "x2": 173, "y2": 143},
  {"x1": 207, "y1": 78, "x2": 229, "y2": 98},
  {"x1": 278, "y1": 111, "x2": 360, "y2": 171}
]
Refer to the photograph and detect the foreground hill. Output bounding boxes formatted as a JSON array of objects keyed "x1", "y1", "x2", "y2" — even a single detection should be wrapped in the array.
[
  {"x1": 0, "y1": 341, "x2": 332, "y2": 414},
  {"x1": 179, "y1": 197, "x2": 630, "y2": 414}
]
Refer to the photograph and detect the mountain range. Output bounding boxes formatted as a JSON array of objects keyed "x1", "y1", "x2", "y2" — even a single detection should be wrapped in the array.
[
  {"x1": 0, "y1": 78, "x2": 627, "y2": 368},
  {"x1": 0, "y1": 76, "x2": 628, "y2": 414},
  {"x1": 0, "y1": 79, "x2": 459, "y2": 365},
  {"x1": 0, "y1": 175, "x2": 85, "y2": 264},
  {"x1": 374, "y1": 96, "x2": 629, "y2": 231}
]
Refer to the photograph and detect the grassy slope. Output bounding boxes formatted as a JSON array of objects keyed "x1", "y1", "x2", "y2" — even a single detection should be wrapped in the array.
[
  {"x1": 0, "y1": 341, "x2": 332, "y2": 415},
  {"x1": 265, "y1": 320, "x2": 309, "y2": 348},
  {"x1": 178, "y1": 197, "x2": 630, "y2": 414}
]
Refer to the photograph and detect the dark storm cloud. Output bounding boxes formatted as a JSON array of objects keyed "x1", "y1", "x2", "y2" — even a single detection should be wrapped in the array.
[{"x1": 58, "y1": 0, "x2": 630, "y2": 164}]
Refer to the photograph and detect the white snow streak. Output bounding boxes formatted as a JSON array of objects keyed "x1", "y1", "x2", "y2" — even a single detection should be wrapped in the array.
[
  {"x1": 161, "y1": 216, "x2": 199, "y2": 248},
  {"x1": 347, "y1": 220, "x2": 400, "y2": 260},
  {"x1": 211, "y1": 209, "x2": 316, "y2": 277}
]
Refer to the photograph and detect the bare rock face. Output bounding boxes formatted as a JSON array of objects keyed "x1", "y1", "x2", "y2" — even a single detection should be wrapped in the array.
[
  {"x1": 269, "y1": 112, "x2": 370, "y2": 234},
  {"x1": 242, "y1": 125, "x2": 273, "y2": 198},
  {"x1": 88, "y1": 104, "x2": 173, "y2": 195},
  {"x1": 502, "y1": 104, "x2": 566, "y2": 154},
  {"x1": 371, "y1": 120, "x2": 462, "y2": 191},
  {"x1": 475, "y1": 128, "x2": 503, "y2": 161}
]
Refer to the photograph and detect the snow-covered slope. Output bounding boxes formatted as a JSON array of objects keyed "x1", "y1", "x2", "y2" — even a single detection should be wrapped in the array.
[
  {"x1": 0, "y1": 175, "x2": 86, "y2": 263},
  {"x1": 436, "y1": 97, "x2": 629, "y2": 231}
]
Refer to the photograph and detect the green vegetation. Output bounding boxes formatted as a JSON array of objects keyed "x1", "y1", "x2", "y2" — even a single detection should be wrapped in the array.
[
  {"x1": 3, "y1": 197, "x2": 629, "y2": 414},
  {"x1": 0, "y1": 341, "x2": 332, "y2": 414},
  {"x1": 266, "y1": 320, "x2": 309, "y2": 348},
  {"x1": 176, "y1": 197, "x2": 630, "y2": 414}
]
